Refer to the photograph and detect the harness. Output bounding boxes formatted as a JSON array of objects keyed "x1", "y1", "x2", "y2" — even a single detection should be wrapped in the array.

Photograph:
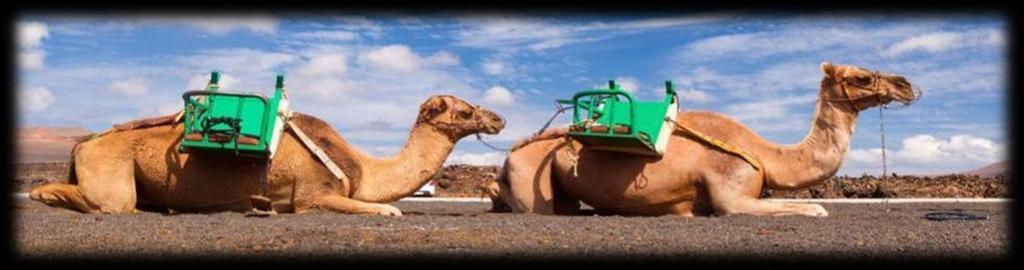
[{"x1": 833, "y1": 71, "x2": 886, "y2": 111}]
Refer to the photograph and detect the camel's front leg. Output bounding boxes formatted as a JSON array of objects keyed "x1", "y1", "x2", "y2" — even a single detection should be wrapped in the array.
[
  {"x1": 301, "y1": 194, "x2": 403, "y2": 216},
  {"x1": 705, "y1": 167, "x2": 828, "y2": 217}
]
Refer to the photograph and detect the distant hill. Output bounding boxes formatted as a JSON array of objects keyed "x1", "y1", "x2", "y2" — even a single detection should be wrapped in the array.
[
  {"x1": 962, "y1": 161, "x2": 1007, "y2": 178},
  {"x1": 17, "y1": 126, "x2": 93, "y2": 163}
]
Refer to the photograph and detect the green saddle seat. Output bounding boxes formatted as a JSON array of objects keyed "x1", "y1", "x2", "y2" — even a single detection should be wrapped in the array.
[
  {"x1": 179, "y1": 72, "x2": 290, "y2": 158},
  {"x1": 560, "y1": 80, "x2": 679, "y2": 156}
]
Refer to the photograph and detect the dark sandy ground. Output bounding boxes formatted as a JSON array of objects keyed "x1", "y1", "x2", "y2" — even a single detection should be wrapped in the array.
[{"x1": 14, "y1": 198, "x2": 1009, "y2": 263}]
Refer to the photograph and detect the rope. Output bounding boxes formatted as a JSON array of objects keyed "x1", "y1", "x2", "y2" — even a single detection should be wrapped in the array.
[
  {"x1": 665, "y1": 117, "x2": 762, "y2": 171},
  {"x1": 474, "y1": 102, "x2": 573, "y2": 153}
]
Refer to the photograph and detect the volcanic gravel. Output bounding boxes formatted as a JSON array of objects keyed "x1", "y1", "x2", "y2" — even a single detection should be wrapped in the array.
[
  {"x1": 15, "y1": 199, "x2": 1008, "y2": 263},
  {"x1": 17, "y1": 163, "x2": 1009, "y2": 199}
]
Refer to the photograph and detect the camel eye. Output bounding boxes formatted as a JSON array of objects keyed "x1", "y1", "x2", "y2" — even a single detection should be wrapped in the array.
[
  {"x1": 458, "y1": 110, "x2": 473, "y2": 119},
  {"x1": 855, "y1": 76, "x2": 872, "y2": 86}
]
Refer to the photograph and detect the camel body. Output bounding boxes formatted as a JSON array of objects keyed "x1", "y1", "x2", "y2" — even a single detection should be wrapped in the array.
[
  {"x1": 489, "y1": 63, "x2": 919, "y2": 217},
  {"x1": 31, "y1": 95, "x2": 505, "y2": 215}
]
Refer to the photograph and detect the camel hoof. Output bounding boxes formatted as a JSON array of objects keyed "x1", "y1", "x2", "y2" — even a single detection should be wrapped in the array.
[
  {"x1": 807, "y1": 204, "x2": 829, "y2": 217},
  {"x1": 246, "y1": 208, "x2": 278, "y2": 217},
  {"x1": 377, "y1": 205, "x2": 403, "y2": 216}
]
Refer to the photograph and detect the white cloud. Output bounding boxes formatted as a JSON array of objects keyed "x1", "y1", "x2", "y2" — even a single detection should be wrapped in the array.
[
  {"x1": 842, "y1": 134, "x2": 1005, "y2": 175},
  {"x1": 328, "y1": 16, "x2": 386, "y2": 38},
  {"x1": 18, "y1": 21, "x2": 49, "y2": 70},
  {"x1": 292, "y1": 30, "x2": 360, "y2": 41},
  {"x1": 592, "y1": 76, "x2": 639, "y2": 93},
  {"x1": 180, "y1": 48, "x2": 299, "y2": 76},
  {"x1": 425, "y1": 51, "x2": 460, "y2": 66},
  {"x1": 155, "y1": 15, "x2": 278, "y2": 35},
  {"x1": 616, "y1": 77, "x2": 640, "y2": 93},
  {"x1": 136, "y1": 100, "x2": 183, "y2": 117},
  {"x1": 483, "y1": 86, "x2": 517, "y2": 106},
  {"x1": 178, "y1": 48, "x2": 298, "y2": 91},
  {"x1": 302, "y1": 53, "x2": 348, "y2": 76},
  {"x1": 19, "y1": 49, "x2": 45, "y2": 70},
  {"x1": 454, "y1": 14, "x2": 726, "y2": 52},
  {"x1": 672, "y1": 62, "x2": 820, "y2": 99},
  {"x1": 479, "y1": 54, "x2": 528, "y2": 79},
  {"x1": 445, "y1": 151, "x2": 506, "y2": 166},
  {"x1": 886, "y1": 29, "x2": 1006, "y2": 58},
  {"x1": 40, "y1": 15, "x2": 278, "y2": 37},
  {"x1": 724, "y1": 94, "x2": 817, "y2": 122},
  {"x1": 680, "y1": 23, "x2": 1004, "y2": 61},
  {"x1": 18, "y1": 21, "x2": 49, "y2": 48},
  {"x1": 109, "y1": 78, "x2": 150, "y2": 96},
  {"x1": 186, "y1": 73, "x2": 240, "y2": 90},
  {"x1": 482, "y1": 59, "x2": 507, "y2": 75},
  {"x1": 885, "y1": 32, "x2": 960, "y2": 56},
  {"x1": 359, "y1": 45, "x2": 420, "y2": 72},
  {"x1": 678, "y1": 89, "x2": 712, "y2": 103},
  {"x1": 20, "y1": 86, "x2": 55, "y2": 113},
  {"x1": 371, "y1": 146, "x2": 402, "y2": 157}
]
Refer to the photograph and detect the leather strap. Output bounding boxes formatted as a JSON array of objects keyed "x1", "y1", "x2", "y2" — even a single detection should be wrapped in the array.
[
  {"x1": 665, "y1": 117, "x2": 763, "y2": 171},
  {"x1": 286, "y1": 120, "x2": 350, "y2": 183}
]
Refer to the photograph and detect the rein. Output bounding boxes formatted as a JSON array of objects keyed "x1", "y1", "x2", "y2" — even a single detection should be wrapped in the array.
[{"x1": 474, "y1": 101, "x2": 574, "y2": 153}]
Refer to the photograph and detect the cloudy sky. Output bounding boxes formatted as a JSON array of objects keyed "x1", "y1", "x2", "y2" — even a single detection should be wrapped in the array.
[{"x1": 16, "y1": 12, "x2": 1006, "y2": 175}]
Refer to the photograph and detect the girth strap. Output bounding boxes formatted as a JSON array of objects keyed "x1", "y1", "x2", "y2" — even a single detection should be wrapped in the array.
[
  {"x1": 286, "y1": 120, "x2": 350, "y2": 182},
  {"x1": 664, "y1": 117, "x2": 763, "y2": 171}
]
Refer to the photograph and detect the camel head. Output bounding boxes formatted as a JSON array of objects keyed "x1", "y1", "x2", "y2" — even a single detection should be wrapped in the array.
[
  {"x1": 416, "y1": 95, "x2": 506, "y2": 140},
  {"x1": 821, "y1": 62, "x2": 921, "y2": 111}
]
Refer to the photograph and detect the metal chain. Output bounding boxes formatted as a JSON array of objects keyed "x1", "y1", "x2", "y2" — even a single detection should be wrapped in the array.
[
  {"x1": 475, "y1": 133, "x2": 511, "y2": 152},
  {"x1": 879, "y1": 102, "x2": 891, "y2": 206},
  {"x1": 880, "y1": 104, "x2": 888, "y2": 181},
  {"x1": 474, "y1": 102, "x2": 573, "y2": 153}
]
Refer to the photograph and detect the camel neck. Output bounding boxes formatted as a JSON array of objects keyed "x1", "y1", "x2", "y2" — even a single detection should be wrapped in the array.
[
  {"x1": 765, "y1": 78, "x2": 858, "y2": 189},
  {"x1": 350, "y1": 123, "x2": 455, "y2": 202}
]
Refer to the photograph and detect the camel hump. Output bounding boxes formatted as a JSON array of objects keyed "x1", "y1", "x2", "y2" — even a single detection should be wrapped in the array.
[
  {"x1": 510, "y1": 127, "x2": 570, "y2": 152},
  {"x1": 112, "y1": 110, "x2": 183, "y2": 131},
  {"x1": 283, "y1": 112, "x2": 364, "y2": 181}
]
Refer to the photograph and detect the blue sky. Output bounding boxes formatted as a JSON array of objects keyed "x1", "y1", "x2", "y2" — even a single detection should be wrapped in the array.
[{"x1": 16, "y1": 12, "x2": 1006, "y2": 175}]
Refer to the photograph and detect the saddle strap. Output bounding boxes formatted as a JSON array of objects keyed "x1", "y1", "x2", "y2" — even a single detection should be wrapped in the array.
[
  {"x1": 665, "y1": 118, "x2": 763, "y2": 171},
  {"x1": 286, "y1": 120, "x2": 351, "y2": 182}
]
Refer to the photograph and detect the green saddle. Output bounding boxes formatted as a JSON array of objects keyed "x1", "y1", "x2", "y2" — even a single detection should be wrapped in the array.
[
  {"x1": 179, "y1": 71, "x2": 290, "y2": 158},
  {"x1": 559, "y1": 80, "x2": 680, "y2": 156}
]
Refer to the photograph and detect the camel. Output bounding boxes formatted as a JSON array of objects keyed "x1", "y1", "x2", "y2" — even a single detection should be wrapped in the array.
[
  {"x1": 29, "y1": 95, "x2": 505, "y2": 216},
  {"x1": 484, "y1": 63, "x2": 919, "y2": 217}
]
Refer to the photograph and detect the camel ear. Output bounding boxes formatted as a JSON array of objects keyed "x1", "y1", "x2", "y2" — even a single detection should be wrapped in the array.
[
  {"x1": 418, "y1": 96, "x2": 449, "y2": 122},
  {"x1": 821, "y1": 62, "x2": 835, "y2": 79}
]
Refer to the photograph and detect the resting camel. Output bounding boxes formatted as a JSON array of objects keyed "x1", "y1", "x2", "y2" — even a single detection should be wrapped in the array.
[
  {"x1": 30, "y1": 95, "x2": 505, "y2": 216},
  {"x1": 485, "y1": 63, "x2": 919, "y2": 217}
]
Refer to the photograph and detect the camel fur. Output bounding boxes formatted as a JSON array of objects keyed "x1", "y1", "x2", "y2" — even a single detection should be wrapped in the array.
[
  {"x1": 484, "y1": 63, "x2": 919, "y2": 217},
  {"x1": 30, "y1": 95, "x2": 505, "y2": 216}
]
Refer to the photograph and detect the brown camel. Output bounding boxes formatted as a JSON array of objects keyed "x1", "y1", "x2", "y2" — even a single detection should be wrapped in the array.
[
  {"x1": 30, "y1": 95, "x2": 505, "y2": 216},
  {"x1": 485, "y1": 63, "x2": 919, "y2": 217}
]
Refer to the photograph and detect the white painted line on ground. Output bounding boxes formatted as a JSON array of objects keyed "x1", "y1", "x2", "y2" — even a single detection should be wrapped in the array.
[
  {"x1": 13, "y1": 193, "x2": 1009, "y2": 204},
  {"x1": 765, "y1": 198, "x2": 1010, "y2": 203},
  {"x1": 400, "y1": 197, "x2": 493, "y2": 203}
]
